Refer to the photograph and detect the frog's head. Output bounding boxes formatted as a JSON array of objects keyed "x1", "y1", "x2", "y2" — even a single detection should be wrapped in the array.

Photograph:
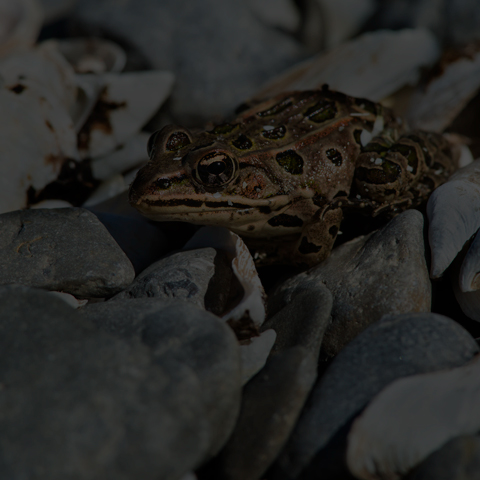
[{"x1": 129, "y1": 124, "x2": 287, "y2": 230}]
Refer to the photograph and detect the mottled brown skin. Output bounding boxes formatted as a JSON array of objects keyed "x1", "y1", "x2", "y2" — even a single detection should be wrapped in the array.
[{"x1": 129, "y1": 87, "x2": 457, "y2": 267}]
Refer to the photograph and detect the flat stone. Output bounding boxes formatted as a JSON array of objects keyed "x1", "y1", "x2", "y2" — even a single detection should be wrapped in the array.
[
  {"x1": 269, "y1": 210, "x2": 431, "y2": 357},
  {"x1": 113, "y1": 248, "x2": 216, "y2": 308},
  {"x1": 207, "y1": 286, "x2": 332, "y2": 480},
  {"x1": 80, "y1": 297, "x2": 242, "y2": 458},
  {"x1": 0, "y1": 208, "x2": 135, "y2": 297},
  {"x1": 0, "y1": 286, "x2": 209, "y2": 480},
  {"x1": 405, "y1": 435, "x2": 480, "y2": 480},
  {"x1": 272, "y1": 312, "x2": 479, "y2": 479},
  {"x1": 72, "y1": 0, "x2": 305, "y2": 124}
]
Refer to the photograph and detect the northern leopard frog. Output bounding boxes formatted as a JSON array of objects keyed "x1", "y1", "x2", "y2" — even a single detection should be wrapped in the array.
[{"x1": 129, "y1": 86, "x2": 457, "y2": 267}]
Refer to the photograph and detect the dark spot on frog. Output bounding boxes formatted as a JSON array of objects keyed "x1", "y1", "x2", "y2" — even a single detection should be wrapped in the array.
[
  {"x1": 258, "y1": 98, "x2": 293, "y2": 117},
  {"x1": 166, "y1": 132, "x2": 191, "y2": 151},
  {"x1": 205, "y1": 201, "x2": 253, "y2": 210},
  {"x1": 313, "y1": 194, "x2": 327, "y2": 207},
  {"x1": 77, "y1": 86, "x2": 126, "y2": 150},
  {"x1": 298, "y1": 237, "x2": 322, "y2": 254},
  {"x1": 9, "y1": 84, "x2": 27, "y2": 94},
  {"x1": 259, "y1": 206, "x2": 271, "y2": 214},
  {"x1": 234, "y1": 102, "x2": 251, "y2": 114},
  {"x1": 247, "y1": 225, "x2": 255, "y2": 231},
  {"x1": 45, "y1": 120, "x2": 54, "y2": 132},
  {"x1": 304, "y1": 100, "x2": 337, "y2": 123},
  {"x1": 363, "y1": 142, "x2": 389, "y2": 155},
  {"x1": 145, "y1": 198, "x2": 205, "y2": 208},
  {"x1": 326, "y1": 148, "x2": 342, "y2": 166},
  {"x1": 355, "y1": 98, "x2": 377, "y2": 115},
  {"x1": 276, "y1": 150, "x2": 304, "y2": 175},
  {"x1": 268, "y1": 214, "x2": 303, "y2": 227},
  {"x1": 262, "y1": 125, "x2": 286, "y2": 140},
  {"x1": 355, "y1": 160, "x2": 401, "y2": 184},
  {"x1": 232, "y1": 134, "x2": 253, "y2": 150},
  {"x1": 389, "y1": 143, "x2": 418, "y2": 174},
  {"x1": 329, "y1": 225, "x2": 338, "y2": 237}
]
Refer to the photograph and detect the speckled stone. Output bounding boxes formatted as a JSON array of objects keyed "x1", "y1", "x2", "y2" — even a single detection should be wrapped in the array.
[
  {"x1": 271, "y1": 312, "x2": 479, "y2": 479},
  {"x1": 205, "y1": 286, "x2": 333, "y2": 480},
  {"x1": 113, "y1": 248, "x2": 217, "y2": 308},
  {"x1": 405, "y1": 435, "x2": 480, "y2": 480},
  {"x1": 0, "y1": 208, "x2": 135, "y2": 297},
  {"x1": 269, "y1": 210, "x2": 431, "y2": 358},
  {"x1": 0, "y1": 286, "x2": 209, "y2": 480},
  {"x1": 79, "y1": 297, "x2": 242, "y2": 458}
]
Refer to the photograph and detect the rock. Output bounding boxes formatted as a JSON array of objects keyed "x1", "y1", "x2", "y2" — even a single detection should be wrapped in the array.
[
  {"x1": 88, "y1": 210, "x2": 168, "y2": 275},
  {"x1": 347, "y1": 353, "x2": 480, "y2": 479},
  {"x1": 208, "y1": 286, "x2": 333, "y2": 480},
  {"x1": 0, "y1": 208, "x2": 135, "y2": 297},
  {"x1": 238, "y1": 329, "x2": 277, "y2": 385},
  {"x1": 269, "y1": 210, "x2": 431, "y2": 358},
  {"x1": 0, "y1": 286, "x2": 209, "y2": 480},
  {"x1": 272, "y1": 312, "x2": 479, "y2": 479},
  {"x1": 113, "y1": 248, "x2": 216, "y2": 307},
  {"x1": 405, "y1": 435, "x2": 480, "y2": 480},
  {"x1": 72, "y1": 0, "x2": 305, "y2": 124},
  {"x1": 80, "y1": 298, "x2": 242, "y2": 458}
]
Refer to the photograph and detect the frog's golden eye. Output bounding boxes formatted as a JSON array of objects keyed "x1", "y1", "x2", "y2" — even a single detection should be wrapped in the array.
[
  {"x1": 194, "y1": 152, "x2": 237, "y2": 187},
  {"x1": 147, "y1": 125, "x2": 192, "y2": 158}
]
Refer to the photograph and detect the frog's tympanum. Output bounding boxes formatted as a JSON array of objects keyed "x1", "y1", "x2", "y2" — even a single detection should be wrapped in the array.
[{"x1": 129, "y1": 87, "x2": 457, "y2": 267}]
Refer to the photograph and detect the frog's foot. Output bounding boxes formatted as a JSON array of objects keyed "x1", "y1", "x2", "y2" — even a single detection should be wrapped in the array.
[
  {"x1": 291, "y1": 207, "x2": 343, "y2": 268},
  {"x1": 352, "y1": 131, "x2": 457, "y2": 210}
]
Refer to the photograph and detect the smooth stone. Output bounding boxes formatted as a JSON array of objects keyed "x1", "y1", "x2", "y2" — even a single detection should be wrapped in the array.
[
  {"x1": 269, "y1": 210, "x2": 430, "y2": 358},
  {"x1": 272, "y1": 312, "x2": 479, "y2": 479},
  {"x1": 405, "y1": 435, "x2": 480, "y2": 480},
  {"x1": 0, "y1": 286, "x2": 209, "y2": 480},
  {"x1": 88, "y1": 210, "x2": 168, "y2": 275},
  {"x1": 80, "y1": 297, "x2": 242, "y2": 458},
  {"x1": 207, "y1": 286, "x2": 333, "y2": 480},
  {"x1": 72, "y1": 0, "x2": 305, "y2": 124},
  {"x1": 113, "y1": 248, "x2": 216, "y2": 307},
  {"x1": 239, "y1": 329, "x2": 277, "y2": 385},
  {"x1": 0, "y1": 208, "x2": 134, "y2": 297}
]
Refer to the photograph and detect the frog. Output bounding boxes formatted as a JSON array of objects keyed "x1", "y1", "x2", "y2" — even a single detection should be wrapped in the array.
[{"x1": 128, "y1": 86, "x2": 457, "y2": 268}]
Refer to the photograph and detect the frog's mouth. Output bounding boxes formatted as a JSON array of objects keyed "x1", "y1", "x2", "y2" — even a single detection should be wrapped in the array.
[{"x1": 132, "y1": 192, "x2": 292, "y2": 225}]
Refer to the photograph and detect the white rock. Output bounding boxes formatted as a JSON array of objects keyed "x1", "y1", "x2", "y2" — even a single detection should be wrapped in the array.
[
  {"x1": 427, "y1": 159, "x2": 480, "y2": 278},
  {"x1": 406, "y1": 46, "x2": 480, "y2": 132},
  {"x1": 183, "y1": 226, "x2": 266, "y2": 328},
  {"x1": 78, "y1": 70, "x2": 175, "y2": 159},
  {"x1": 54, "y1": 37, "x2": 127, "y2": 74},
  {"x1": 0, "y1": 0, "x2": 43, "y2": 58},
  {"x1": 83, "y1": 174, "x2": 128, "y2": 207},
  {"x1": 315, "y1": 0, "x2": 375, "y2": 48},
  {"x1": 91, "y1": 132, "x2": 150, "y2": 181},
  {"x1": 347, "y1": 354, "x2": 480, "y2": 480},
  {"x1": 239, "y1": 329, "x2": 277, "y2": 385},
  {"x1": 254, "y1": 29, "x2": 440, "y2": 102},
  {"x1": 48, "y1": 291, "x2": 88, "y2": 308}
]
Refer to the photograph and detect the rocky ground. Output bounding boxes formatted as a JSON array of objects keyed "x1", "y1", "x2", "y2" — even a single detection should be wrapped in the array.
[{"x1": 2, "y1": 1, "x2": 480, "y2": 479}]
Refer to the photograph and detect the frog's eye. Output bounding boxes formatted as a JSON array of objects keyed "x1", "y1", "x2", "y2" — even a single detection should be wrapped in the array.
[
  {"x1": 194, "y1": 152, "x2": 237, "y2": 187},
  {"x1": 147, "y1": 125, "x2": 192, "y2": 157}
]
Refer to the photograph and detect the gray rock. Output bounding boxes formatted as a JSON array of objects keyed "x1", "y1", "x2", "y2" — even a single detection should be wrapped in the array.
[
  {"x1": 0, "y1": 208, "x2": 135, "y2": 297},
  {"x1": 88, "y1": 210, "x2": 168, "y2": 275},
  {"x1": 269, "y1": 210, "x2": 431, "y2": 357},
  {"x1": 210, "y1": 286, "x2": 333, "y2": 480},
  {"x1": 405, "y1": 435, "x2": 480, "y2": 480},
  {"x1": 80, "y1": 297, "x2": 242, "y2": 458},
  {"x1": 113, "y1": 248, "x2": 216, "y2": 308},
  {"x1": 0, "y1": 286, "x2": 209, "y2": 480},
  {"x1": 272, "y1": 312, "x2": 479, "y2": 479},
  {"x1": 72, "y1": 0, "x2": 306, "y2": 124}
]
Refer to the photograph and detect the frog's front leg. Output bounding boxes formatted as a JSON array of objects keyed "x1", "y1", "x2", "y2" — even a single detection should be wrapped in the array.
[
  {"x1": 292, "y1": 206, "x2": 343, "y2": 267},
  {"x1": 352, "y1": 131, "x2": 457, "y2": 214}
]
